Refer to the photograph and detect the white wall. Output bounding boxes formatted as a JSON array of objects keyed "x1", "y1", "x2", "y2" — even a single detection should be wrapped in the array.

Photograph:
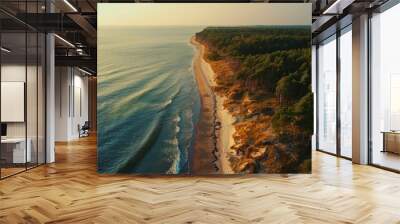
[
  {"x1": 1, "y1": 65, "x2": 37, "y2": 138},
  {"x1": 1, "y1": 65, "x2": 27, "y2": 140},
  {"x1": 1, "y1": 64, "x2": 26, "y2": 81},
  {"x1": 55, "y1": 67, "x2": 89, "y2": 141},
  {"x1": 72, "y1": 73, "x2": 89, "y2": 138},
  {"x1": 55, "y1": 67, "x2": 70, "y2": 141}
]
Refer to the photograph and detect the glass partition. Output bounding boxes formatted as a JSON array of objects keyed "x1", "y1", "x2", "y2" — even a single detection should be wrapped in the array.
[
  {"x1": 317, "y1": 35, "x2": 337, "y2": 154},
  {"x1": 1, "y1": 31, "x2": 28, "y2": 177},
  {"x1": 0, "y1": 2, "x2": 46, "y2": 179}
]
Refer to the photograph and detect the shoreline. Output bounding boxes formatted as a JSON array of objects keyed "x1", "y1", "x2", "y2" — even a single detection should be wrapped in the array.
[{"x1": 190, "y1": 36, "x2": 234, "y2": 174}]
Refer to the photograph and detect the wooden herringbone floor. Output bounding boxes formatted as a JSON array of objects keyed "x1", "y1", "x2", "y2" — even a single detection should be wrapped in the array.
[{"x1": 1, "y1": 135, "x2": 400, "y2": 224}]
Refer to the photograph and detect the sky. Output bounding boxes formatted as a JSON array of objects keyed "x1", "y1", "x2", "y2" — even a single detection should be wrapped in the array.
[{"x1": 98, "y1": 3, "x2": 311, "y2": 27}]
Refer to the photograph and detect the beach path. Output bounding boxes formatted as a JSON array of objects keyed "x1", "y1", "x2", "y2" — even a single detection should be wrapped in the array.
[
  {"x1": 190, "y1": 37, "x2": 218, "y2": 174},
  {"x1": 190, "y1": 36, "x2": 234, "y2": 174}
]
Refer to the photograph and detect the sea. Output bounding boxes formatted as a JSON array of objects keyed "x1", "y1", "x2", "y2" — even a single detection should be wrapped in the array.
[{"x1": 97, "y1": 26, "x2": 204, "y2": 174}]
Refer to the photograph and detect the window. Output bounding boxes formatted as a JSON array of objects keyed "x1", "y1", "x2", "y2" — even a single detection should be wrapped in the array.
[
  {"x1": 339, "y1": 26, "x2": 352, "y2": 158},
  {"x1": 370, "y1": 2, "x2": 400, "y2": 171},
  {"x1": 317, "y1": 35, "x2": 337, "y2": 154}
]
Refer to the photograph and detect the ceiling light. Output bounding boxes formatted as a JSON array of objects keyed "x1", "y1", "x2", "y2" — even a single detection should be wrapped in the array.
[
  {"x1": 54, "y1": 34, "x2": 75, "y2": 48},
  {"x1": 323, "y1": 0, "x2": 344, "y2": 15},
  {"x1": 1, "y1": 47, "x2": 11, "y2": 53},
  {"x1": 322, "y1": 0, "x2": 356, "y2": 15},
  {"x1": 63, "y1": 0, "x2": 78, "y2": 12},
  {"x1": 78, "y1": 67, "x2": 93, "y2": 76},
  {"x1": 76, "y1": 48, "x2": 85, "y2": 55}
]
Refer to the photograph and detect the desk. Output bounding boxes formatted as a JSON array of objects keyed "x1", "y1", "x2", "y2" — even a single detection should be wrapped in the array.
[
  {"x1": 382, "y1": 131, "x2": 400, "y2": 154},
  {"x1": 1, "y1": 138, "x2": 31, "y2": 163}
]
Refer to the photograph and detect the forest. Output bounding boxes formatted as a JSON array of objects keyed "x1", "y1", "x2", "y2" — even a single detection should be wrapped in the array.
[{"x1": 196, "y1": 26, "x2": 312, "y2": 173}]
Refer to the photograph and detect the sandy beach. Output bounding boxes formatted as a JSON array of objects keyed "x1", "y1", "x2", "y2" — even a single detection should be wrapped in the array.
[{"x1": 190, "y1": 36, "x2": 234, "y2": 174}]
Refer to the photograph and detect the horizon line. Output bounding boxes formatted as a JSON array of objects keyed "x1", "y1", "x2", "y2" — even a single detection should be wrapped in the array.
[{"x1": 99, "y1": 24, "x2": 311, "y2": 27}]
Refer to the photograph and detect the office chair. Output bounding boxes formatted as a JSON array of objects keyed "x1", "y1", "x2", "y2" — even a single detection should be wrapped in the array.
[{"x1": 79, "y1": 121, "x2": 90, "y2": 138}]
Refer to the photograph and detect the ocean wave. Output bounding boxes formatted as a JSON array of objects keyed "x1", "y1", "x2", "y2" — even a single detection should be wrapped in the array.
[
  {"x1": 98, "y1": 66, "x2": 130, "y2": 78},
  {"x1": 99, "y1": 76, "x2": 183, "y2": 139},
  {"x1": 174, "y1": 115, "x2": 181, "y2": 123},
  {"x1": 174, "y1": 116, "x2": 181, "y2": 133},
  {"x1": 99, "y1": 59, "x2": 172, "y2": 87},
  {"x1": 163, "y1": 99, "x2": 173, "y2": 107},
  {"x1": 166, "y1": 114, "x2": 182, "y2": 174},
  {"x1": 166, "y1": 153, "x2": 179, "y2": 174},
  {"x1": 174, "y1": 114, "x2": 181, "y2": 139},
  {"x1": 98, "y1": 65, "x2": 166, "y2": 97},
  {"x1": 115, "y1": 115, "x2": 163, "y2": 173},
  {"x1": 99, "y1": 69, "x2": 183, "y2": 120},
  {"x1": 106, "y1": 85, "x2": 184, "y2": 174},
  {"x1": 106, "y1": 69, "x2": 178, "y2": 112},
  {"x1": 98, "y1": 63, "x2": 115, "y2": 72},
  {"x1": 98, "y1": 27, "x2": 201, "y2": 174},
  {"x1": 156, "y1": 86, "x2": 182, "y2": 112}
]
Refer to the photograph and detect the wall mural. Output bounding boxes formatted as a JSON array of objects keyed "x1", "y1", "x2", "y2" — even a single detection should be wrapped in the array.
[{"x1": 97, "y1": 3, "x2": 312, "y2": 175}]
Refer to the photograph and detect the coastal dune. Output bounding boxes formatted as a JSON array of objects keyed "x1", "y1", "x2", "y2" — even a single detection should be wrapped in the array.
[{"x1": 190, "y1": 36, "x2": 234, "y2": 174}]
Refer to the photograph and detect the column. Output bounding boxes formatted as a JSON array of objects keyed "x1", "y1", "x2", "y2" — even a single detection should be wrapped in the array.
[{"x1": 352, "y1": 14, "x2": 369, "y2": 164}]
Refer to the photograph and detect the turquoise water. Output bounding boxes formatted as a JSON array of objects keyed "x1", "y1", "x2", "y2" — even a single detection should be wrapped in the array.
[{"x1": 97, "y1": 26, "x2": 203, "y2": 174}]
